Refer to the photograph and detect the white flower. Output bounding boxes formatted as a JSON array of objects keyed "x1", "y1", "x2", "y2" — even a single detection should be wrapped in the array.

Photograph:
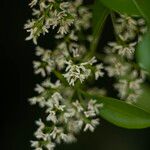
[
  {"x1": 63, "y1": 57, "x2": 96, "y2": 86},
  {"x1": 59, "y1": 133, "x2": 73, "y2": 143},
  {"x1": 105, "y1": 62, "x2": 129, "y2": 77},
  {"x1": 68, "y1": 120, "x2": 83, "y2": 133},
  {"x1": 69, "y1": 31, "x2": 78, "y2": 41},
  {"x1": 84, "y1": 123, "x2": 94, "y2": 132},
  {"x1": 118, "y1": 43, "x2": 136, "y2": 59},
  {"x1": 84, "y1": 110, "x2": 96, "y2": 118},
  {"x1": 34, "y1": 119, "x2": 49, "y2": 141},
  {"x1": 34, "y1": 84, "x2": 45, "y2": 94},
  {"x1": 64, "y1": 134, "x2": 77, "y2": 143},
  {"x1": 33, "y1": 47, "x2": 56, "y2": 76},
  {"x1": 29, "y1": 0, "x2": 38, "y2": 7},
  {"x1": 28, "y1": 97, "x2": 38, "y2": 105},
  {"x1": 60, "y1": 2, "x2": 70, "y2": 10},
  {"x1": 51, "y1": 92, "x2": 63, "y2": 106},
  {"x1": 129, "y1": 79, "x2": 143, "y2": 90},
  {"x1": 35, "y1": 148, "x2": 43, "y2": 150},
  {"x1": 50, "y1": 127, "x2": 63, "y2": 140},
  {"x1": 95, "y1": 64, "x2": 104, "y2": 80},
  {"x1": 88, "y1": 99, "x2": 103, "y2": 114},
  {"x1": 72, "y1": 100, "x2": 84, "y2": 112},
  {"x1": 30, "y1": 141, "x2": 39, "y2": 148},
  {"x1": 36, "y1": 119, "x2": 45, "y2": 129},
  {"x1": 46, "y1": 111, "x2": 57, "y2": 124},
  {"x1": 91, "y1": 118, "x2": 100, "y2": 127},
  {"x1": 45, "y1": 142, "x2": 55, "y2": 150},
  {"x1": 108, "y1": 42, "x2": 136, "y2": 59},
  {"x1": 114, "y1": 79, "x2": 128, "y2": 99},
  {"x1": 27, "y1": 0, "x2": 104, "y2": 149},
  {"x1": 115, "y1": 14, "x2": 138, "y2": 41},
  {"x1": 81, "y1": 56, "x2": 97, "y2": 65},
  {"x1": 69, "y1": 43, "x2": 80, "y2": 58},
  {"x1": 42, "y1": 79, "x2": 61, "y2": 89},
  {"x1": 63, "y1": 108, "x2": 76, "y2": 122},
  {"x1": 126, "y1": 90, "x2": 142, "y2": 103}
]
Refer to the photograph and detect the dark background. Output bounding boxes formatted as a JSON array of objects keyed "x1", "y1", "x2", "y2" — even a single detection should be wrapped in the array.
[{"x1": 1, "y1": 0, "x2": 150, "y2": 150}]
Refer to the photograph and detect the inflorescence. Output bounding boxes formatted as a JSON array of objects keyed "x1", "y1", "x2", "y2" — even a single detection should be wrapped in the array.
[
  {"x1": 104, "y1": 14, "x2": 147, "y2": 103},
  {"x1": 25, "y1": 0, "x2": 147, "y2": 149},
  {"x1": 26, "y1": 0, "x2": 104, "y2": 149}
]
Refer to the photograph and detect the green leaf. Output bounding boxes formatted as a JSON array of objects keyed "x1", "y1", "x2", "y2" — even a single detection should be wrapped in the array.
[
  {"x1": 133, "y1": 0, "x2": 150, "y2": 73},
  {"x1": 90, "y1": 2, "x2": 109, "y2": 54},
  {"x1": 136, "y1": 31, "x2": 150, "y2": 73},
  {"x1": 99, "y1": 0, "x2": 140, "y2": 16},
  {"x1": 135, "y1": 85, "x2": 150, "y2": 113},
  {"x1": 132, "y1": 0, "x2": 150, "y2": 23},
  {"x1": 81, "y1": 91, "x2": 150, "y2": 129}
]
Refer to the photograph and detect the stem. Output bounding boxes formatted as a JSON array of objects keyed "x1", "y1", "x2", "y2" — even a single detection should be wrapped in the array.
[{"x1": 52, "y1": 70, "x2": 68, "y2": 86}]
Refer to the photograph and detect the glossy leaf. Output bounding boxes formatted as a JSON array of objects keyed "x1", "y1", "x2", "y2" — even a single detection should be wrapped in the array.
[
  {"x1": 90, "y1": 1, "x2": 109, "y2": 54},
  {"x1": 137, "y1": 31, "x2": 150, "y2": 73},
  {"x1": 132, "y1": 0, "x2": 150, "y2": 23},
  {"x1": 82, "y1": 91, "x2": 150, "y2": 129},
  {"x1": 133, "y1": 0, "x2": 150, "y2": 73},
  {"x1": 135, "y1": 85, "x2": 150, "y2": 113},
  {"x1": 99, "y1": 0, "x2": 140, "y2": 16}
]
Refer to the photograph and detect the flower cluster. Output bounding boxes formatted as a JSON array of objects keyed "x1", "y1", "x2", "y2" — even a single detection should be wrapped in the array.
[
  {"x1": 114, "y1": 14, "x2": 147, "y2": 42},
  {"x1": 25, "y1": 0, "x2": 92, "y2": 44},
  {"x1": 104, "y1": 14, "x2": 147, "y2": 103},
  {"x1": 26, "y1": 0, "x2": 105, "y2": 150},
  {"x1": 29, "y1": 78, "x2": 103, "y2": 150},
  {"x1": 25, "y1": 0, "x2": 75, "y2": 44},
  {"x1": 26, "y1": 0, "x2": 148, "y2": 149},
  {"x1": 63, "y1": 57, "x2": 104, "y2": 86}
]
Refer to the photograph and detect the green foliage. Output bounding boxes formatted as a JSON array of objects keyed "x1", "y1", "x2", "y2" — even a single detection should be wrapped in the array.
[
  {"x1": 135, "y1": 85, "x2": 150, "y2": 113},
  {"x1": 132, "y1": 0, "x2": 150, "y2": 23},
  {"x1": 92, "y1": 0, "x2": 150, "y2": 128},
  {"x1": 132, "y1": 0, "x2": 150, "y2": 73},
  {"x1": 137, "y1": 31, "x2": 150, "y2": 73},
  {"x1": 99, "y1": 0, "x2": 140, "y2": 15},
  {"x1": 96, "y1": 0, "x2": 150, "y2": 73},
  {"x1": 91, "y1": 2, "x2": 109, "y2": 54},
  {"x1": 82, "y1": 92, "x2": 150, "y2": 129}
]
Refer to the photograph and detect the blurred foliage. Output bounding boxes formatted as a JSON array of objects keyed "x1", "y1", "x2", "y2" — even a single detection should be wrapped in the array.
[{"x1": 92, "y1": 0, "x2": 150, "y2": 129}]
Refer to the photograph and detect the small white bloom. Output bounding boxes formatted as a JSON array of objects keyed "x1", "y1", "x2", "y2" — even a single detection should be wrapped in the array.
[
  {"x1": 88, "y1": 99, "x2": 103, "y2": 114},
  {"x1": 84, "y1": 110, "x2": 96, "y2": 118},
  {"x1": 69, "y1": 43, "x2": 80, "y2": 58},
  {"x1": 34, "y1": 84, "x2": 45, "y2": 94},
  {"x1": 91, "y1": 118, "x2": 100, "y2": 127},
  {"x1": 51, "y1": 92, "x2": 64, "y2": 106},
  {"x1": 35, "y1": 148, "x2": 43, "y2": 150},
  {"x1": 114, "y1": 79, "x2": 128, "y2": 99},
  {"x1": 28, "y1": 97, "x2": 38, "y2": 105},
  {"x1": 63, "y1": 108, "x2": 76, "y2": 122},
  {"x1": 46, "y1": 111, "x2": 57, "y2": 124},
  {"x1": 126, "y1": 91, "x2": 142, "y2": 103},
  {"x1": 72, "y1": 100, "x2": 84, "y2": 112},
  {"x1": 84, "y1": 123, "x2": 94, "y2": 132},
  {"x1": 29, "y1": 0, "x2": 38, "y2": 8},
  {"x1": 50, "y1": 127, "x2": 63, "y2": 140},
  {"x1": 129, "y1": 79, "x2": 142, "y2": 90},
  {"x1": 108, "y1": 42, "x2": 136, "y2": 59},
  {"x1": 64, "y1": 134, "x2": 77, "y2": 143},
  {"x1": 68, "y1": 120, "x2": 83, "y2": 133},
  {"x1": 105, "y1": 61, "x2": 129, "y2": 77},
  {"x1": 45, "y1": 142, "x2": 55, "y2": 150},
  {"x1": 35, "y1": 119, "x2": 45, "y2": 129},
  {"x1": 95, "y1": 64, "x2": 104, "y2": 80},
  {"x1": 63, "y1": 57, "x2": 96, "y2": 86},
  {"x1": 30, "y1": 141, "x2": 39, "y2": 148}
]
